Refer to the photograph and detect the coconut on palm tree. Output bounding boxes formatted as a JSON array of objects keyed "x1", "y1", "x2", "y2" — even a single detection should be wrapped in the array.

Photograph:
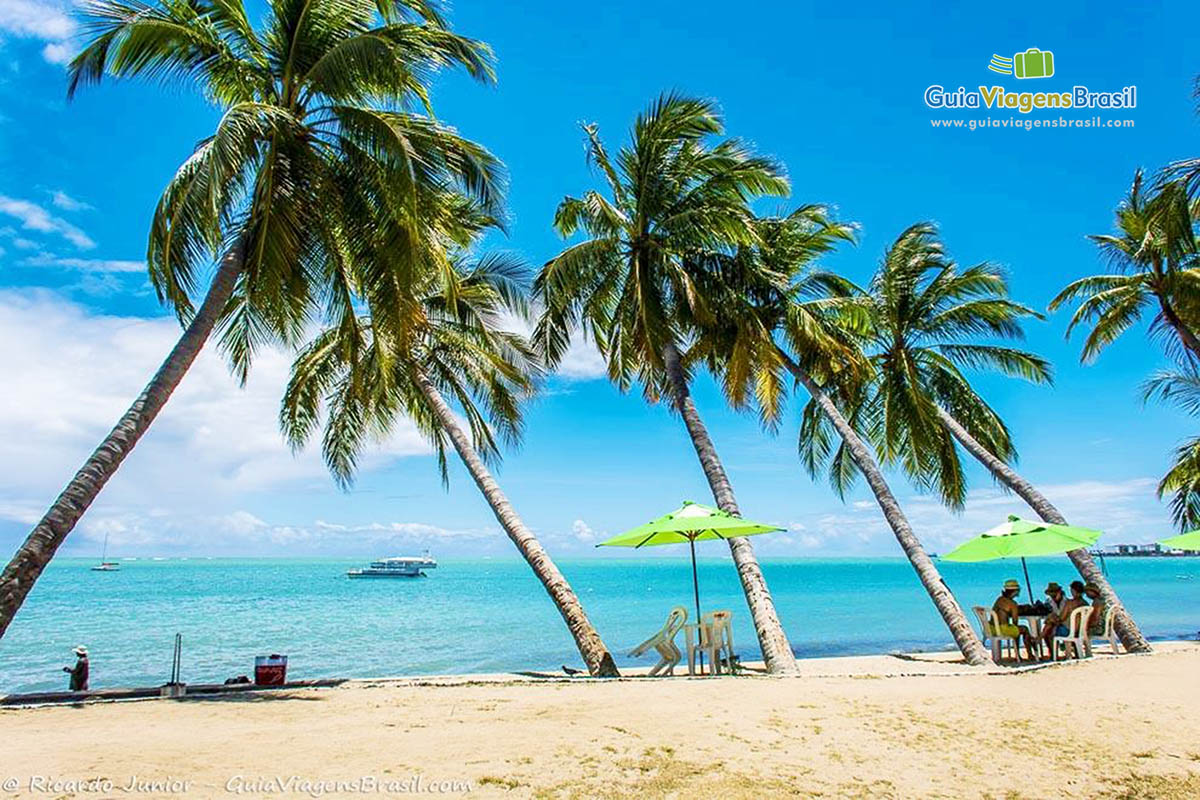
[
  {"x1": 810, "y1": 223, "x2": 1150, "y2": 652},
  {"x1": 689, "y1": 212, "x2": 991, "y2": 665},
  {"x1": 0, "y1": 0, "x2": 500, "y2": 640},
  {"x1": 282, "y1": 237, "x2": 619, "y2": 676},
  {"x1": 534, "y1": 93, "x2": 799, "y2": 673},
  {"x1": 1051, "y1": 171, "x2": 1200, "y2": 364}
]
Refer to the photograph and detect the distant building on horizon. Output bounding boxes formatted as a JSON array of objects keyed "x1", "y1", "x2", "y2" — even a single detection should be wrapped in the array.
[{"x1": 1094, "y1": 543, "x2": 1191, "y2": 557}]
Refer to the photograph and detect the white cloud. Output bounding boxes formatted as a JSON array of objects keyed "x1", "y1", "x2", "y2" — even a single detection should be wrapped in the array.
[
  {"x1": 66, "y1": 272, "x2": 130, "y2": 297},
  {"x1": 0, "y1": 290, "x2": 432, "y2": 524},
  {"x1": 498, "y1": 309, "x2": 607, "y2": 380},
  {"x1": 0, "y1": 500, "x2": 41, "y2": 526},
  {"x1": 221, "y1": 510, "x2": 268, "y2": 535},
  {"x1": 781, "y1": 477, "x2": 1169, "y2": 556},
  {"x1": 556, "y1": 334, "x2": 608, "y2": 379},
  {"x1": 0, "y1": 0, "x2": 75, "y2": 64},
  {"x1": 0, "y1": 195, "x2": 94, "y2": 249},
  {"x1": 0, "y1": 0, "x2": 72, "y2": 39},
  {"x1": 50, "y1": 190, "x2": 91, "y2": 211},
  {"x1": 25, "y1": 254, "x2": 145, "y2": 272},
  {"x1": 572, "y1": 518, "x2": 596, "y2": 542},
  {"x1": 66, "y1": 509, "x2": 493, "y2": 555},
  {"x1": 41, "y1": 41, "x2": 71, "y2": 64}
]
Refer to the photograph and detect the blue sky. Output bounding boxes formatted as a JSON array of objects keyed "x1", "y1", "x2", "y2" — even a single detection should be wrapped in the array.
[{"x1": 0, "y1": 0, "x2": 1195, "y2": 559}]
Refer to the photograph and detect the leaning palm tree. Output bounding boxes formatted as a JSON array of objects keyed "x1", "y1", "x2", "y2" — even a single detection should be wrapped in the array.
[
  {"x1": 283, "y1": 244, "x2": 619, "y2": 676},
  {"x1": 0, "y1": 0, "x2": 500, "y2": 640},
  {"x1": 819, "y1": 223, "x2": 1150, "y2": 652},
  {"x1": 1145, "y1": 370, "x2": 1200, "y2": 532},
  {"x1": 691, "y1": 212, "x2": 991, "y2": 665},
  {"x1": 534, "y1": 93, "x2": 799, "y2": 673},
  {"x1": 1051, "y1": 171, "x2": 1200, "y2": 363}
]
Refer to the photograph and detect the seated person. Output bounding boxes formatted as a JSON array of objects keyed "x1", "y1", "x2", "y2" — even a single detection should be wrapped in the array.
[
  {"x1": 1036, "y1": 582, "x2": 1084, "y2": 657},
  {"x1": 1044, "y1": 582, "x2": 1067, "y2": 617},
  {"x1": 1084, "y1": 582, "x2": 1108, "y2": 637},
  {"x1": 1043, "y1": 580, "x2": 1088, "y2": 652},
  {"x1": 992, "y1": 579, "x2": 1037, "y2": 660}
]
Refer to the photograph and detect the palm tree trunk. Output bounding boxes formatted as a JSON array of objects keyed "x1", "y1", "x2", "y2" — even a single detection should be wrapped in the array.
[
  {"x1": 413, "y1": 369, "x2": 619, "y2": 677},
  {"x1": 935, "y1": 406, "x2": 1152, "y2": 653},
  {"x1": 661, "y1": 342, "x2": 799, "y2": 674},
  {"x1": 0, "y1": 242, "x2": 246, "y2": 641},
  {"x1": 1155, "y1": 292, "x2": 1200, "y2": 362},
  {"x1": 779, "y1": 352, "x2": 991, "y2": 666}
]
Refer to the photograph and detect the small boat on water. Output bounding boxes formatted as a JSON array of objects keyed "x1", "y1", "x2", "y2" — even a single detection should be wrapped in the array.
[
  {"x1": 91, "y1": 532, "x2": 120, "y2": 572},
  {"x1": 347, "y1": 553, "x2": 436, "y2": 578}
]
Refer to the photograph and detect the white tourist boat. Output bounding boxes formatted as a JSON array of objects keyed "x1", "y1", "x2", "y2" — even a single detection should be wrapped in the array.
[{"x1": 347, "y1": 553, "x2": 436, "y2": 578}]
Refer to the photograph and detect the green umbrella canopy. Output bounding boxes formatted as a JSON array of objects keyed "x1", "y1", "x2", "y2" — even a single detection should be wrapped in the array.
[
  {"x1": 942, "y1": 515, "x2": 1101, "y2": 562},
  {"x1": 1160, "y1": 530, "x2": 1200, "y2": 551},
  {"x1": 599, "y1": 502, "x2": 782, "y2": 649},
  {"x1": 597, "y1": 502, "x2": 782, "y2": 548}
]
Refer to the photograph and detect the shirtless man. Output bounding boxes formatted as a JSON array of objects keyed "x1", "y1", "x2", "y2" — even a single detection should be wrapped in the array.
[
  {"x1": 1062, "y1": 580, "x2": 1088, "y2": 623},
  {"x1": 992, "y1": 579, "x2": 1037, "y2": 661}
]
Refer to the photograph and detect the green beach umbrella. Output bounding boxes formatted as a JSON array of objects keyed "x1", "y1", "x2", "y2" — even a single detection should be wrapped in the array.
[
  {"x1": 1160, "y1": 530, "x2": 1200, "y2": 551},
  {"x1": 942, "y1": 515, "x2": 1102, "y2": 599},
  {"x1": 597, "y1": 501, "x2": 781, "y2": 623}
]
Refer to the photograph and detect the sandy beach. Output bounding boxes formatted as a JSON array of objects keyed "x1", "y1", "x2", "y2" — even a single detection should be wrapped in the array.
[{"x1": 4, "y1": 643, "x2": 1199, "y2": 799}]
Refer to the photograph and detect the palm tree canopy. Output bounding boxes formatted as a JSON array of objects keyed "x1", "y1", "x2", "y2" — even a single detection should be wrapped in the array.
[
  {"x1": 282, "y1": 235, "x2": 540, "y2": 487},
  {"x1": 1143, "y1": 369, "x2": 1200, "y2": 531},
  {"x1": 1050, "y1": 171, "x2": 1200, "y2": 364},
  {"x1": 799, "y1": 222, "x2": 1051, "y2": 509},
  {"x1": 685, "y1": 206, "x2": 861, "y2": 429},
  {"x1": 70, "y1": 0, "x2": 502, "y2": 381},
  {"x1": 1158, "y1": 435, "x2": 1200, "y2": 533},
  {"x1": 533, "y1": 92, "x2": 789, "y2": 405}
]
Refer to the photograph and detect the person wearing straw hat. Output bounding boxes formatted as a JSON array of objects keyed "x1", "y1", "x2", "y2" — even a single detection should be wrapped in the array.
[
  {"x1": 1038, "y1": 582, "x2": 1068, "y2": 656},
  {"x1": 992, "y1": 580, "x2": 1037, "y2": 660},
  {"x1": 62, "y1": 645, "x2": 89, "y2": 691}
]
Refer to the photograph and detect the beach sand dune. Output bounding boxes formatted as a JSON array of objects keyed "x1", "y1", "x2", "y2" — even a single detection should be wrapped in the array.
[{"x1": 4, "y1": 643, "x2": 1200, "y2": 799}]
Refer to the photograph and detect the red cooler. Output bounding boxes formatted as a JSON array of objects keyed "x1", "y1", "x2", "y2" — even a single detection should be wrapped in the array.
[{"x1": 254, "y1": 654, "x2": 288, "y2": 686}]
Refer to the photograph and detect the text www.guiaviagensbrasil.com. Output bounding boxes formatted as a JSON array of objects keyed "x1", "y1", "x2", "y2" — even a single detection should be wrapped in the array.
[{"x1": 931, "y1": 116, "x2": 1134, "y2": 131}]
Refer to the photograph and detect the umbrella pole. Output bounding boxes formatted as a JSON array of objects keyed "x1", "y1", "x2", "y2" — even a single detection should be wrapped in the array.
[
  {"x1": 689, "y1": 537, "x2": 702, "y2": 623},
  {"x1": 690, "y1": 537, "x2": 704, "y2": 674},
  {"x1": 1021, "y1": 557, "x2": 1033, "y2": 601}
]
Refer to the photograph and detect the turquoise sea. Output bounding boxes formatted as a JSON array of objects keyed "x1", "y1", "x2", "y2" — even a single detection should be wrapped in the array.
[{"x1": 2, "y1": 556, "x2": 1198, "y2": 694}]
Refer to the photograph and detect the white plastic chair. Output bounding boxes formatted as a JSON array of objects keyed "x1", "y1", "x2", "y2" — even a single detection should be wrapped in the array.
[
  {"x1": 1054, "y1": 606, "x2": 1093, "y2": 660},
  {"x1": 630, "y1": 606, "x2": 688, "y2": 676},
  {"x1": 687, "y1": 610, "x2": 735, "y2": 675},
  {"x1": 973, "y1": 606, "x2": 1020, "y2": 664},
  {"x1": 1088, "y1": 606, "x2": 1121, "y2": 655}
]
